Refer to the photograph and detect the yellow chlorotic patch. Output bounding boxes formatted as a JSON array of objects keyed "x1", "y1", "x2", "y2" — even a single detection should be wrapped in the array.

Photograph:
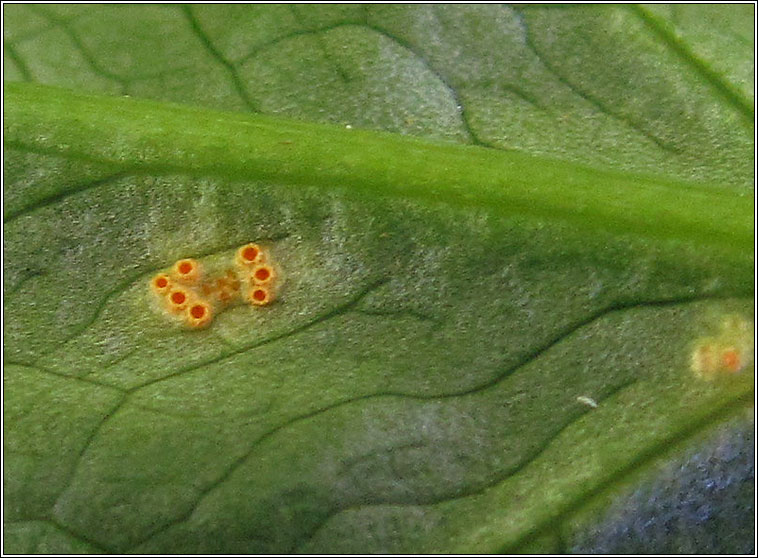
[
  {"x1": 202, "y1": 269, "x2": 242, "y2": 305},
  {"x1": 691, "y1": 314, "x2": 754, "y2": 380},
  {"x1": 150, "y1": 242, "x2": 280, "y2": 329}
]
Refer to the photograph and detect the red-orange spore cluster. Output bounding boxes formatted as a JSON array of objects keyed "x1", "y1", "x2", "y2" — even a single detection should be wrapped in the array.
[
  {"x1": 235, "y1": 244, "x2": 279, "y2": 307},
  {"x1": 173, "y1": 258, "x2": 200, "y2": 284},
  {"x1": 150, "y1": 242, "x2": 281, "y2": 329},
  {"x1": 168, "y1": 288, "x2": 190, "y2": 311},
  {"x1": 151, "y1": 259, "x2": 213, "y2": 328}
]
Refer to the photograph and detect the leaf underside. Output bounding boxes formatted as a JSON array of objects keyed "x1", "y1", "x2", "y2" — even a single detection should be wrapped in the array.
[{"x1": 3, "y1": 4, "x2": 754, "y2": 554}]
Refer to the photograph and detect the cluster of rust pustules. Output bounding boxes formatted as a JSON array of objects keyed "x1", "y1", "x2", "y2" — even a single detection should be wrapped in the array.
[{"x1": 150, "y1": 243, "x2": 278, "y2": 329}]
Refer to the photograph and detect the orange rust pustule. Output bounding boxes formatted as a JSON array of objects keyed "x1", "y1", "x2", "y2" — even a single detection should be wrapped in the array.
[
  {"x1": 248, "y1": 286, "x2": 273, "y2": 306},
  {"x1": 186, "y1": 300, "x2": 212, "y2": 328},
  {"x1": 173, "y1": 258, "x2": 200, "y2": 284},
  {"x1": 151, "y1": 273, "x2": 171, "y2": 295},
  {"x1": 251, "y1": 264, "x2": 275, "y2": 285},
  {"x1": 236, "y1": 243, "x2": 264, "y2": 267},
  {"x1": 721, "y1": 348, "x2": 741, "y2": 373},
  {"x1": 167, "y1": 288, "x2": 191, "y2": 312}
]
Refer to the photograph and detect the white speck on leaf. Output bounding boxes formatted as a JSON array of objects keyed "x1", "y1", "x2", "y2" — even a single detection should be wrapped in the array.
[{"x1": 577, "y1": 395, "x2": 598, "y2": 408}]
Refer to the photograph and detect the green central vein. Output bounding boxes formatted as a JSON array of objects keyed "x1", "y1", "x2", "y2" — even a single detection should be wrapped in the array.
[{"x1": 4, "y1": 82, "x2": 753, "y2": 270}]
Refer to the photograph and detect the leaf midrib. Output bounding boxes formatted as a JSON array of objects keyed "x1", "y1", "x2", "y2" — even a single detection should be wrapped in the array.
[{"x1": 5, "y1": 82, "x2": 753, "y2": 263}]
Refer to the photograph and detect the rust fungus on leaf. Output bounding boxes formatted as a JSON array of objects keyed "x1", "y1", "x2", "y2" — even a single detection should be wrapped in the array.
[
  {"x1": 150, "y1": 243, "x2": 281, "y2": 329},
  {"x1": 251, "y1": 263, "x2": 275, "y2": 285},
  {"x1": 151, "y1": 273, "x2": 171, "y2": 295},
  {"x1": 691, "y1": 314, "x2": 754, "y2": 380},
  {"x1": 721, "y1": 347, "x2": 741, "y2": 373},
  {"x1": 167, "y1": 287, "x2": 191, "y2": 312},
  {"x1": 236, "y1": 243, "x2": 264, "y2": 267},
  {"x1": 248, "y1": 286, "x2": 273, "y2": 306},
  {"x1": 186, "y1": 300, "x2": 213, "y2": 329},
  {"x1": 173, "y1": 258, "x2": 200, "y2": 284}
]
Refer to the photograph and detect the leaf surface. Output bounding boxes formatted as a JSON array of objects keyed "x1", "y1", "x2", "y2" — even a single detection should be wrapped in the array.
[{"x1": 3, "y1": 4, "x2": 754, "y2": 554}]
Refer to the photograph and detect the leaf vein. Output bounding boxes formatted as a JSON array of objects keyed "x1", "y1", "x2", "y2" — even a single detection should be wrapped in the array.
[
  {"x1": 512, "y1": 7, "x2": 681, "y2": 154},
  {"x1": 505, "y1": 391, "x2": 754, "y2": 553},
  {"x1": 4, "y1": 41, "x2": 33, "y2": 81},
  {"x1": 362, "y1": 18, "x2": 490, "y2": 148},
  {"x1": 628, "y1": 4, "x2": 754, "y2": 127},
  {"x1": 295, "y1": 378, "x2": 638, "y2": 552},
  {"x1": 130, "y1": 277, "x2": 389, "y2": 392},
  {"x1": 4, "y1": 360, "x2": 127, "y2": 392},
  {"x1": 4, "y1": 170, "x2": 130, "y2": 223},
  {"x1": 4, "y1": 518, "x2": 115, "y2": 554},
  {"x1": 5, "y1": 269, "x2": 47, "y2": 298},
  {"x1": 179, "y1": 5, "x2": 260, "y2": 113},
  {"x1": 126, "y1": 294, "x2": 734, "y2": 550},
  {"x1": 27, "y1": 5, "x2": 129, "y2": 92}
]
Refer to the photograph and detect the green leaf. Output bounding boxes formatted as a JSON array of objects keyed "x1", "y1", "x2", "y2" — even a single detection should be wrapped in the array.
[{"x1": 3, "y1": 4, "x2": 754, "y2": 554}]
